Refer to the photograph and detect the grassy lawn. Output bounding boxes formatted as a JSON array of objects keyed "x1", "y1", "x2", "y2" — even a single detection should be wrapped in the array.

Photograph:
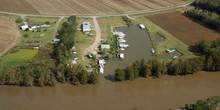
[
  {"x1": 6, "y1": 49, "x2": 38, "y2": 60},
  {"x1": 134, "y1": 16, "x2": 194, "y2": 58},
  {"x1": 98, "y1": 16, "x2": 127, "y2": 40}
]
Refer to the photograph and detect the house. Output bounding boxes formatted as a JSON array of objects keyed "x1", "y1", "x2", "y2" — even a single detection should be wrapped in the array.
[
  {"x1": 101, "y1": 44, "x2": 110, "y2": 50},
  {"x1": 20, "y1": 25, "x2": 29, "y2": 30},
  {"x1": 20, "y1": 23, "x2": 46, "y2": 30},
  {"x1": 29, "y1": 23, "x2": 45, "y2": 29},
  {"x1": 139, "y1": 24, "x2": 146, "y2": 29},
  {"x1": 82, "y1": 22, "x2": 91, "y2": 34}
]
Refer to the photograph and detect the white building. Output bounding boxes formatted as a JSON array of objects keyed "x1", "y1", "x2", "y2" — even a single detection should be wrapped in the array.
[
  {"x1": 101, "y1": 44, "x2": 110, "y2": 50},
  {"x1": 20, "y1": 25, "x2": 29, "y2": 30},
  {"x1": 82, "y1": 22, "x2": 91, "y2": 34}
]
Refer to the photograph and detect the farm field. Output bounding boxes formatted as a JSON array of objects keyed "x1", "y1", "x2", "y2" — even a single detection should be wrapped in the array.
[
  {"x1": 0, "y1": 16, "x2": 20, "y2": 56},
  {"x1": 146, "y1": 12, "x2": 220, "y2": 46},
  {"x1": 0, "y1": 0, "x2": 190, "y2": 15},
  {"x1": 102, "y1": 0, "x2": 189, "y2": 13},
  {"x1": 0, "y1": 0, "x2": 39, "y2": 14}
]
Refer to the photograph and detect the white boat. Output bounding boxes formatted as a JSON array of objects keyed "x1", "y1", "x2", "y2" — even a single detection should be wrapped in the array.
[
  {"x1": 119, "y1": 53, "x2": 125, "y2": 59},
  {"x1": 99, "y1": 66, "x2": 104, "y2": 74},
  {"x1": 118, "y1": 39, "x2": 126, "y2": 43},
  {"x1": 173, "y1": 56, "x2": 178, "y2": 59},
  {"x1": 151, "y1": 48, "x2": 155, "y2": 54},
  {"x1": 119, "y1": 44, "x2": 129, "y2": 48},
  {"x1": 99, "y1": 59, "x2": 106, "y2": 65},
  {"x1": 113, "y1": 31, "x2": 126, "y2": 38},
  {"x1": 119, "y1": 48, "x2": 125, "y2": 51},
  {"x1": 139, "y1": 24, "x2": 146, "y2": 29}
]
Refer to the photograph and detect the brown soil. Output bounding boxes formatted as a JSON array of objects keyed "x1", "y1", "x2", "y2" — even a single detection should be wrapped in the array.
[
  {"x1": 0, "y1": 0, "x2": 39, "y2": 14},
  {"x1": 0, "y1": 16, "x2": 20, "y2": 56},
  {"x1": 102, "y1": 0, "x2": 189, "y2": 13},
  {"x1": 0, "y1": 0, "x2": 188, "y2": 15},
  {"x1": 147, "y1": 12, "x2": 220, "y2": 46}
]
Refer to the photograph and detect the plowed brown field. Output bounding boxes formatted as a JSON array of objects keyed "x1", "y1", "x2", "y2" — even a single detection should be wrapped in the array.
[
  {"x1": 0, "y1": 16, "x2": 20, "y2": 56},
  {"x1": 102, "y1": 0, "x2": 189, "y2": 13},
  {"x1": 147, "y1": 12, "x2": 220, "y2": 46},
  {"x1": 0, "y1": 0, "x2": 39, "y2": 14},
  {"x1": 0, "y1": 0, "x2": 188, "y2": 15}
]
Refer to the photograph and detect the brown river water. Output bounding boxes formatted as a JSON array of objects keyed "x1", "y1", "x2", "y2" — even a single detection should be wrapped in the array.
[{"x1": 0, "y1": 26, "x2": 219, "y2": 110}]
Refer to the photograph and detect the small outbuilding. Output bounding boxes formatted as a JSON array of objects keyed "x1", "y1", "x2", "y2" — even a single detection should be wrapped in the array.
[{"x1": 20, "y1": 25, "x2": 29, "y2": 30}]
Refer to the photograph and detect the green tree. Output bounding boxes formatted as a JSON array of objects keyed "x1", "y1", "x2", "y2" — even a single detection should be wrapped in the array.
[
  {"x1": 115, "y1": 68, "x2": 125, "y2": 81},
  {"x1": 88, "y1": 71, "x2": 99, "y2": 84},
  {"x1": 125, "y1": 66, "x2": 135, "y2": 80},
  {"x1": 16, "y1": 18, "x2": 23, "y2": 23}
]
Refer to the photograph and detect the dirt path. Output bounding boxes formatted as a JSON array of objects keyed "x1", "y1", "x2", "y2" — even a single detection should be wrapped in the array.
[{"x1": 82, "y1": 17, "x2": 101, "y2": 59}]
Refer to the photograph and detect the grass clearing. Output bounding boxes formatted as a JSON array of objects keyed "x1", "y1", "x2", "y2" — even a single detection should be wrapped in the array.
[
  {"x1": 6, "y1": 49, "x2": 38, "y2": 60},
  {"x1": 98, "y1": 16, "x2": 126, "y2": 40},
  {"x1": 134, "y1": 16, "x2": 194, "y2": 58}
]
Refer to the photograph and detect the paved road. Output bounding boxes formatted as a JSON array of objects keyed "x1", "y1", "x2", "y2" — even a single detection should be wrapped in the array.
[
  {"x1": 0, "y1": 2, "x2": 193, "y2": 18},
  {"x1": 83, "y1": 17, "x2": 101, "y2": 57}
]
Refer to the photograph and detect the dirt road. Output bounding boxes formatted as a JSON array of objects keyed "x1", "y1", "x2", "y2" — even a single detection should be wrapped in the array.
[{"x1": 82, "y1": 17, "x2": 101, "y2": 58}]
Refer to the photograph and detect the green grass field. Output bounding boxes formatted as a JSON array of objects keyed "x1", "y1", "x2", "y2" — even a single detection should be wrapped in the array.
[
  {"x1": 6, "y1": 49, "x2": 38, "y2": 60},
  {"x1": 134, "y1": 16, "x2": 194, "y2": 58}
]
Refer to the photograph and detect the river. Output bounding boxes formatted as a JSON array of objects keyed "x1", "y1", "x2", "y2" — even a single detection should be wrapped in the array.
[{"x1": 0, "y1": 26, "x2": 219, "y2": 110}]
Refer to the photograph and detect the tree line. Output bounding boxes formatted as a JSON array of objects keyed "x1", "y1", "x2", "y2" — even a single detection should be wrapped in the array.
[
  {"x1": 115, "y1": 39, "x2": 220, "y2": 81},
  {"x1": 184, "y1": 96, "x2": 220, "y2": 110},
  {"x1": 56, "y1": 65, "x2": 99, "y2": 85},
  {"x1": 193, "y1": 0, "x2": 220, "y2": 14},
  {"x1": 0, "y1": 64, "x2": 56, "y2": 87},
  {"x1": 185, "y1": 9, "x2": 220, "y2": 31},
  {"x1": 53, "y1": 16, "x2": 76, "y2": 65}
]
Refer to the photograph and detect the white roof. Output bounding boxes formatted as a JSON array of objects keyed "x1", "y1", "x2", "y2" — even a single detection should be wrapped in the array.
[
  {"x1": 83, "y1": 22, "x2": 91, "y2": 32},
  {"x1": 101, "y1": 44, "x2": 110, "y2": 50}
]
